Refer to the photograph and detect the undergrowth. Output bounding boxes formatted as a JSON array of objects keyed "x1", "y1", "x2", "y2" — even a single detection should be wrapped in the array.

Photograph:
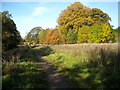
[
  {"x1": 2, "y1": 45, "x2": 49, "y2": 88},
  {"x1": 43, "y1": 44, "x2": 120, "y2": 88}
]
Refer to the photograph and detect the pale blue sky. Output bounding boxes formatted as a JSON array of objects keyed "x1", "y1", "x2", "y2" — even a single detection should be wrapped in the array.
[{"x1": 2, "y1": 2, "x2": 118, "y2": 38}]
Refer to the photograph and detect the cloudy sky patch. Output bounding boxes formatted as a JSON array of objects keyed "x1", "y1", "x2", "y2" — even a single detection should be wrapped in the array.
[{"x1": 31, "y1": 7, "x2": 48, "y2": 16}]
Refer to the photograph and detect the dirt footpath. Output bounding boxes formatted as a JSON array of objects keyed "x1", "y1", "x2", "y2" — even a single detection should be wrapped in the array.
[{"x1": 38, "y1": 56, "x2": 73, "y2": 88}]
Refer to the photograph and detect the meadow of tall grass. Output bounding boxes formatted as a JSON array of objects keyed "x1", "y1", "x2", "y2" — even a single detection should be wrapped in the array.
[
  {"x1": 43, "y1": 43, "x2": 119, "y2": 88},
  {"x1": 2, "y1": 43, "x2": 119, "y2": 88}
]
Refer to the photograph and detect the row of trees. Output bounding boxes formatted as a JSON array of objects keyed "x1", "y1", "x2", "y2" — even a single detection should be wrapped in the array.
[
  {"x1": 26, "y1": 24, "x2": 116, "y2": 44},
  {"x1": 26, "y1": 2, "x2": 118, "y2": 44}
]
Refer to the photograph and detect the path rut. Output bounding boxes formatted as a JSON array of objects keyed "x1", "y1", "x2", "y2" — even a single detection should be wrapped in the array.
[{"x1": 38, "y1": 55, "x2": 73, "y2": 88}]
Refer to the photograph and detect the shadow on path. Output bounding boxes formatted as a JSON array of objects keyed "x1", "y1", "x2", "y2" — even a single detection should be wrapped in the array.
[{"x1": 36, "y1": 46, "x2": 73, "y2": 88}]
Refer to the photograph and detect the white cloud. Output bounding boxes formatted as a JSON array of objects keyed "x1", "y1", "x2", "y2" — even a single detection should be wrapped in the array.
[
  {"x1": 31, "y1": 7, "x2": 48, "y2": 16},
  {"x1": 13, "y1": 6, "x2": 56, "y2": 38}
]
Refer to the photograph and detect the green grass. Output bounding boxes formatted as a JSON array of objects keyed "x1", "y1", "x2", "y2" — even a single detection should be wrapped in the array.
[
  {"x1": 2, "y1": 44, "x2": 120, "y2": 88},
  {"x1": 2, "y1": 62, "x2": 49, "y2": 88},
  {"x1": 44, "y1": 52, "x2": 102, "y2": 88},
  {"x1": 42, "y1": 44, "x2": 120, "y2": 88},
  {"x1": 44, "y1": 52, "x2": 83, "y2": 70},
  {"x1": 2, "y1": 45, "x2": 49, "y2": 88}
]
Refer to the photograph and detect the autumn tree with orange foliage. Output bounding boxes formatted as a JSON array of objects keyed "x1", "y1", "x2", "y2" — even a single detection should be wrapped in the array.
[
  {"x1": 44, "y1": 29, "x2": 53, "y2": 44},
  {"x1": 26, "y1": 2, "x2": 115, "y2": 44},
  {"x1": 57, "y1": 2, "x2": 111, "y2": 34},
  {"x1": 50, "y1": 29, "x2": 61, "y2": 44}
]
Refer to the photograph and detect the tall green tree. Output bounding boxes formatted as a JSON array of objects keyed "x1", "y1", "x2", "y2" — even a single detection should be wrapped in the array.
[
  {"x1": 77, "y1": 26, "x2": 90, "y2": 43},
  {"x1": 38, "y1": 29, "x2": 47, "y2": 44},
  {"x1": 77, "y1": 24, "x2": 115, "y2": 43},
  {"x1": 88, "y1": 24, "x2": 103, "y2": 43},
  {"x1": 111, "y1": 27, "x2": 120, "y2": 42},
  {"x1": 101, "y1": 24, "x2": 115, "y2": 43},
  {"x1": 26, "y1": 27, "x2": 42, "y2": 43},
  {"x1": 66, "y1": 30, "x2": 77, "y2": 44},
  {"x1": 2, "y1": 11, "x2": 21, "y2": 51}
]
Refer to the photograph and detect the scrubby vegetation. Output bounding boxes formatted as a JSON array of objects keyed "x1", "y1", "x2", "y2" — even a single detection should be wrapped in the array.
[
  {"x1": 1, "y1": 1, "x2": 119, "y2": 89},
  {"x1": 2, "y1": 43, "x2": 119, "y2": 88},
  {"x1": 42, "y1": 43, "x2": 120, "y2": 88},
  {"x1": 2, "y1": 46, "x2": 49, "y2": 88}
]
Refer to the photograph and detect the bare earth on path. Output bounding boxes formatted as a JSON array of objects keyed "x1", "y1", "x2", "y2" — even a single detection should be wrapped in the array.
[{"x1": 37, "y1": 55, "x2": 74, "y2": 88}]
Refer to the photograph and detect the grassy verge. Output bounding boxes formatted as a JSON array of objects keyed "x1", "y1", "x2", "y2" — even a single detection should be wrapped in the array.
[
  {"x1": 2, "y1": 62, "x2": 49, "y2": 88},
  {"x1": 42, "y1": 44, "x2": 120, "y2": 88},
  {"x1": 44, "y1": 52, "x2": 102, "y2": 88},
  {"x1": 2, "y1": 45, "x2": 49, "y2": 88}
]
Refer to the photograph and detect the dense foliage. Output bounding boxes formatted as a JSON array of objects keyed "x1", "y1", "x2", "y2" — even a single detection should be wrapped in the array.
[
  {"x1": 57, "y1": 2, "x2": 111, "y2": 32},
  {"x1": 2, "y1": 46, "x2": 49, "y2": 88},
  {"x1": 33, "y1": 24, "x2": 115, "y2": 44},
  {"x1": 25, "y1": 27, "x2": 42, "y2": 43},
  {"x1": 26, "y1": 2, "x2": 117, "y2": 44},
  {"x1": 2, "y1": 11, "x2": 21, "y2": 51}
]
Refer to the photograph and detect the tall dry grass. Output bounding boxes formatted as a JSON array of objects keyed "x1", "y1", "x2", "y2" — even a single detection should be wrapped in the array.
[
  {"x1": 51, "y1": 43, "x2": 118, "y2": 61},
  {"x1": 44, "y1": 43, "x2": 119, "y2": 88}
]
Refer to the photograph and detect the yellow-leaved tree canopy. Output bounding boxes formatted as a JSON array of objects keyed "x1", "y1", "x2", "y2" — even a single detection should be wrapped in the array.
[
  {"x1": 57, "y1": 2, "x2": 111, "y2": 33},
  {"x1": 29, "y1": 2, "x2": 116, "y2": 44}
]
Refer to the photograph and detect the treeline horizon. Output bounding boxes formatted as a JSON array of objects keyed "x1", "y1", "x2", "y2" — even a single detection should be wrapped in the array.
[
  {"x1": 2, "y1": 2, "x2": 120, "y2": 52},
  {"x1": 26, "y1": 2, "x2": 120, "y2": 44}
]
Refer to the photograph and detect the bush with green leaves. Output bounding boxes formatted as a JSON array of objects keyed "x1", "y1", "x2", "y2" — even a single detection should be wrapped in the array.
[{"x1": 1, "y1": 11, "x2": 21, "y2": 51}]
